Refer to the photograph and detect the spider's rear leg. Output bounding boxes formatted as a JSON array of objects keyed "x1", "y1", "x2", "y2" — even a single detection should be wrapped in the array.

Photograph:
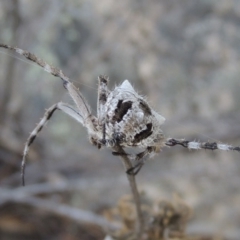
[
  {"x1": 112, "y1": 146, "x2": 155, "y2": 175},
  {"x1": 125, "y1": 154, "x2": 146, "y2": 175},
  {"x1": 22, "y1": 102, "x2": 84, "y2": 186},
  {"x1": 112, "y1": 150, "x2": 146, "y2": 175},
  {"x1": 126, "y1": 147, "x2": 155, "y2": 175}
]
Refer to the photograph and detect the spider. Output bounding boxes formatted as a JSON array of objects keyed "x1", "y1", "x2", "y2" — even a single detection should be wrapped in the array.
[{"x1": 0, "y1": 44, "x2": 239, "y2": 186}]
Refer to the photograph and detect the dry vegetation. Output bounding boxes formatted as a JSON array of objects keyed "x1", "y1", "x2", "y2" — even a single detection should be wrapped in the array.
[{"x1": 0, "y1": 0, "x2": 240, "y2": 239}]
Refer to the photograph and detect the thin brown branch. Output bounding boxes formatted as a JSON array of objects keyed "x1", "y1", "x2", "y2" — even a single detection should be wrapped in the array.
[
  {"x1": 112, "y1": 144, "x2": 145, "y2": 240},
  {"x1": 0, "y1": 188, "x2": 120, "y2": 231}
]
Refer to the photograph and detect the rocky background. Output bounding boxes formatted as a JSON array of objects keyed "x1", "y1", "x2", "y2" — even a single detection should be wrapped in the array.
[{"x1": 0, "y1": 0, "x2": 240, "y2": 239}]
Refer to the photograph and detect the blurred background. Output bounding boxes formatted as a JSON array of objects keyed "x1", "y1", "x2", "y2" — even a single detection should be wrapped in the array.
[{"x1": 0, "y1": 0, "x2": 240, "y2": 239}]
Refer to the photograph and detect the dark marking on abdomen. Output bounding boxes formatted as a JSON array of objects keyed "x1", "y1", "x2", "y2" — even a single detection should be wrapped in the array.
[
  {"x1": 113, "y1": 100, "x2": 132, "y2": 122},
  {"x1": 133, "y1": 123, "x2": 153, "y2": 144},
  {"x1": 139, "y1": 100, "x2": 152, "y2": 115}
]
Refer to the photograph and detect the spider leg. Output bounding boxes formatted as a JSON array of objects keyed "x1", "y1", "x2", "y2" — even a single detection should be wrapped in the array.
[
  {"x1": 97, "y1": 75, "x2": 110, "y2": 143},
  {"x1": 112, "y1": 147, "x2": 155, "y2": 175},
  {"x1": 96, "y1": 76, "x2": 128, "y2": 148},
  {"x1": 165, "y1": 138, "x2": 240, "y2": 152},
  {"x1": 126, "y1": 147, "x2": 155, "y2": 175},
  {"x1": 22, "y1": 102, "x2": 83, "y2": 186},
  {"x1": 0, "y1": 44, "x2": 97, "y2": 134},
  {"x1": 0, "y1": 44, "x2": 71, "y2": 84},
  {"x1": 112, "y1": 150, "x2": 147, "y2": 175},
  {"x1": 63, "y1": 80, "x2": 97, "y2": 134}
]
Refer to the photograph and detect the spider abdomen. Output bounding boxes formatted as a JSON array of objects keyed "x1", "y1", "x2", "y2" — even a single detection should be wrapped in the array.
[{"x1": 104, "y1": 80, "x2": 165, "y2": 149}]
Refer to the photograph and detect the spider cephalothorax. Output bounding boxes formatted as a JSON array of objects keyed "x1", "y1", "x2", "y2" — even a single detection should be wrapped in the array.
[{"x1": 1, "y1": 43, "x2": 239, "y2": 185}]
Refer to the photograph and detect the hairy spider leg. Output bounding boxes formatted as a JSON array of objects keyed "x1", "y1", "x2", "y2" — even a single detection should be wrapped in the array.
[
  {"x1": 0, "y1": 44, "x2": 104, "y2": 182},
  {"x1": 0, "y1": 44, "x2": 97, "y2": 134},
  {"x1": 97, "y1": 75, "x2": 110, "y2": 143},
  {"x1": 0, "y1": 44, "x2": 71, "y2": 83},
  {"x1": 165, "y1": 138, "x2": 240, "y2": 152},
  {"x1": 22, "y1": 102, "x2": 83, "y2": 186},
  {"x1": 113, "y1": 147, "x2": 157, "y2": 175}
]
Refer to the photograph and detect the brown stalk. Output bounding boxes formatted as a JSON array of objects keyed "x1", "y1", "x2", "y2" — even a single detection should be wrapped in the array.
[{"x1": 112, "y1": 144, "x2": 145, "y2": 240}]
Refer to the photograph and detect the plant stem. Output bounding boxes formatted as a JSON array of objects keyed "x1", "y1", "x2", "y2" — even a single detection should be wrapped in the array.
[{"x1": 112, "y1": 145, "x2": 144, "y2": 239}]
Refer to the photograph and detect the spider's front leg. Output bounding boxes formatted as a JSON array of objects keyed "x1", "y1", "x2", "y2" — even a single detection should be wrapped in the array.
[
  {"x1": 97, "y1": 75, "x2": 110, "y2": 145},
  {"x1": 91, "y1": 75, "x2": 126, "y2": 149},
  {"x1": 21, "y1": 102, "x2": 84, "y2": 186}
]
